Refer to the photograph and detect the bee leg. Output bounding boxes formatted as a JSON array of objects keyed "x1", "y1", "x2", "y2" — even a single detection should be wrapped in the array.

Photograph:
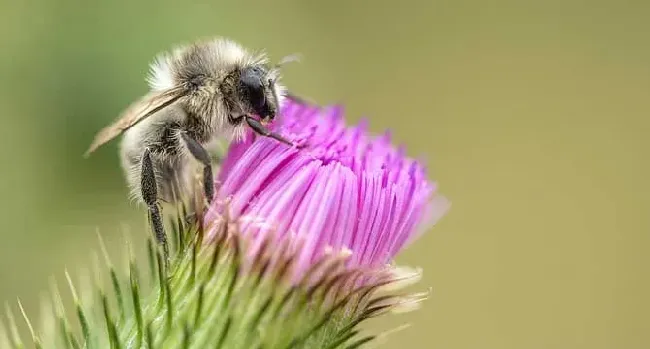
[
  {"x1": 180, "y1": 132, "x2": 214, "y2": 204},
  {"x1": 141, "y1": 148, "x2": 169, "y2": 265},
  {"x1": 245, "y1": 115, "x2": 295, "y2": 147}
]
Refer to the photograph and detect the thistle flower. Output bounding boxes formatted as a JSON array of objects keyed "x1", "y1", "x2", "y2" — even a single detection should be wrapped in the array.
[
  {"x1": 207, "y1": 99, "x2": 448, "y2": 277},
  {"x1": 2, "y1": 98, "x2": 448, "y2": 349}
]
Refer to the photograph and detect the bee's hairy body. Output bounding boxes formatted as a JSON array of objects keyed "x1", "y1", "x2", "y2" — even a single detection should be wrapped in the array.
[
  {"x1": 120, "y1": 105, "x2": 200, "y2": 203},
  {"x1": 119, "y1": 38, "x2": 287, "y2": 204},
  {"x1": 86, "y1": 37, "x2": 300, "y2": 262}
]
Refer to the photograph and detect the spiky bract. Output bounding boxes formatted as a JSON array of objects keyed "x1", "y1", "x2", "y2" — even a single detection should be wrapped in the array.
[{"x1": 3, "y1": 209, "x2": 424, "y2": 349}]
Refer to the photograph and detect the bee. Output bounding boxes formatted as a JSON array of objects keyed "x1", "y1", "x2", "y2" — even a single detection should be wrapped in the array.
[{"x1": 84, "y1": 37, "x2": 301, "y2": 259}]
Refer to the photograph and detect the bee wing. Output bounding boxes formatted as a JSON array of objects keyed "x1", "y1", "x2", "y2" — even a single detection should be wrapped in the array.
[{"x1": 84, "y1": 86, "x2": 186, "y2": 157}]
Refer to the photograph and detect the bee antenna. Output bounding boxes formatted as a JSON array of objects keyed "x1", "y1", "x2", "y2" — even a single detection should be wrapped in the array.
[
  {"x1": 274, "y1": 53, "x2": 302, "y2": 70},
  {"x1": 268, "y1": 53, "x2": 301, "y2": 84}
]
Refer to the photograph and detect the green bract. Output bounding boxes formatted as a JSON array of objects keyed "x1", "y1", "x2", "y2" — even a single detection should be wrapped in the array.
[{"x1": 3, "y1": 209, "x2": 425, "y2": 349}]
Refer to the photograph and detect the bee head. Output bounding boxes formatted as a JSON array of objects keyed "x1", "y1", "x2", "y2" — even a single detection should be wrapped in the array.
[{"x1": 239, "y1": 65, "x2": 278, "y2": 121}]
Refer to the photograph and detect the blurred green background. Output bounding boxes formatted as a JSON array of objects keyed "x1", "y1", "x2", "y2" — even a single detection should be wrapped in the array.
[{"x1": 1, "y1": 0, "x2": 649, "y2": 348}]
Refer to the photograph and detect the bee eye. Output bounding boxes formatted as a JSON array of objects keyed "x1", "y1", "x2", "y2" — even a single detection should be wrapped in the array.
[{"x1": 240, "y1": 66, "x2": 267, "y2": 112}]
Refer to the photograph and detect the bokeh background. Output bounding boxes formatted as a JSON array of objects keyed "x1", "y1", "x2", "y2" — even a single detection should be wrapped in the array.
[{"x1": 1, "y1": 0, "x2": 649, "y2": 348}]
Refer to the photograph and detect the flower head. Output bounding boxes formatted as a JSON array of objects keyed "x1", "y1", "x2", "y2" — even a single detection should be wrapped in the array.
[
  {"x1": 5, "y1": 98, "x2": 450, "y2": 349},
  {"x1": 206, "y1": 99, "x2": 448, "y2": 277}
]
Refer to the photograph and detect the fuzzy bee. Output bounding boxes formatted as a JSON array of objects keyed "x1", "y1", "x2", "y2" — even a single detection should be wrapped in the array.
[{"x1": 84, "y1": 37, "x2": 301, "y2": 259}]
